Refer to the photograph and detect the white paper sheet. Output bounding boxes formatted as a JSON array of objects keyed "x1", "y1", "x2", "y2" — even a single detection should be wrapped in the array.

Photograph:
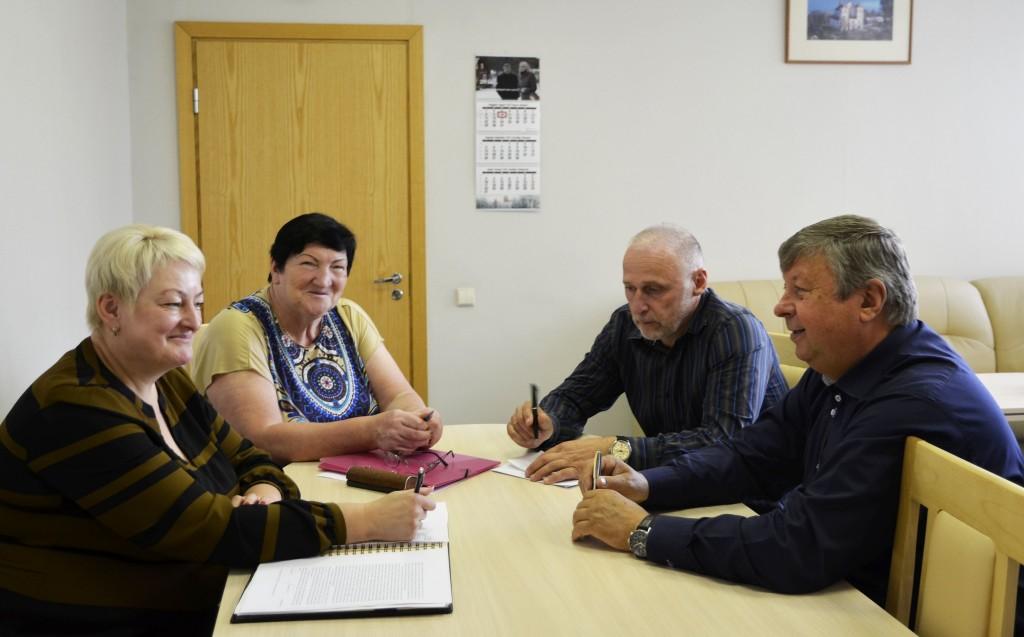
[
  {"x1": 492, "y1": 451, "x2": 578, "y2": 488},
  {"x1": 413, "y1": 502, "x2": 448, "y2": 543}
]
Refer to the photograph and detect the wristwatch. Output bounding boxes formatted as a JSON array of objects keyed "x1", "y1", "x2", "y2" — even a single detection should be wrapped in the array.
[
  {"x1": 628, "y1": 514, "x2": 655, "y2": 559},
  {"x1": 610, "y1": 437, "x2": 632, "y2": 462}
]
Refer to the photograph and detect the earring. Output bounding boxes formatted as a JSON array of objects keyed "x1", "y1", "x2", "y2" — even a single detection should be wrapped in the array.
[{"x1": 111, "y1": 325, "x2": 121, "y2": 337}]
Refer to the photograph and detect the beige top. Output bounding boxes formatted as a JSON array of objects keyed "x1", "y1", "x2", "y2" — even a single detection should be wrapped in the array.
[{"x1": 191, "y1": 288, "x2": 382, "y2": 423}]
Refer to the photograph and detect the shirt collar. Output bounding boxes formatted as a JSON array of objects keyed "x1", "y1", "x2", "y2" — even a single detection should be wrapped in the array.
[
  {"x1": 830, "y1": 321, "x2": 918, "y2": 399},
  {"x1": 687, "y1": 289, "x2": 714, "y2": 336}
]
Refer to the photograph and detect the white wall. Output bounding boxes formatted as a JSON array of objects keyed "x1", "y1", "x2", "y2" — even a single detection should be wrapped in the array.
[
  {"x1": 0, "y1": 0, "x2": 132, "y2": 415},
  {"x1": 125, "y1": 0, "x2": 1024, "y2": 433},
  {"x1": 9, "y1": 1, "x2": 1020, "y2": 432}
]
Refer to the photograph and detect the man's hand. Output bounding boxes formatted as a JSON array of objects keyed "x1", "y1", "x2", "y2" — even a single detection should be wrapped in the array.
[
  {"x1": 373, "y1": 410, "x2": 433, "y2": 453},
  {"x1": 580, "y1": 456, "x2": 650, "y2": 503},
  {"x1": 571, "y1": 489, "x2": 648, "y2": 550},
  {"x1": 525, "y1": 436, "x2": 615, "y2": 483},
  {"x1": 506, "y1": 401, "x2": 554, "y2": 448}
]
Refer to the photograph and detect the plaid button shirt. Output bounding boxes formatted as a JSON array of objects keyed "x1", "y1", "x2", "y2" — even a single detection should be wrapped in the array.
[{"x1": 539, "y1": 288, "x2": 788, "y2": 469}]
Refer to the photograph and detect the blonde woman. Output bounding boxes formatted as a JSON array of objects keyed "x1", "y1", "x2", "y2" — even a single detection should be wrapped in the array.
[{"x1": 0, "y1": 225, "x2": 432, "y2": 635}]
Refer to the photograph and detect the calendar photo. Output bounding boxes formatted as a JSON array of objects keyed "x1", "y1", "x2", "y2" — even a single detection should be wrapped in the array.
[
  {"x1": 475, "y1": 56, "x2": 540, "y2": 101},
  {"x1": 475, "y1": 55, "x2": 542, "y2": 211}
]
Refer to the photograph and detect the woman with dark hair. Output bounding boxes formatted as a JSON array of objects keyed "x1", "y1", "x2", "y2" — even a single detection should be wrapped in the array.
[{"x1": 193, "y1": 213, "x2": 443, "y2": 463}]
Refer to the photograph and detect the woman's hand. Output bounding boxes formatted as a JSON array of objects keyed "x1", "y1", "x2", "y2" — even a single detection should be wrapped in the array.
[
  {"x1": 341, "y1": 489, "x2": 436, "y2": 543},
  {"x1": 231, "y1": 482, "x2": 283, "y2": 507},
  {"x1": 373, "y1": 410, "x2": 434, "y2": 453},
  {"x1": 422, "y1": 408, "x2": 443, "y2": 448}
]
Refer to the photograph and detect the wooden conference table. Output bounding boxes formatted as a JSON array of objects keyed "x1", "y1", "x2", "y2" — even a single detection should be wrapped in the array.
[
  {"x1": 978, "y1": 373, "x2": 1024, "y2": 435},
  {"x1": 213, "y1": 424, "x2": 910, "y2": 636}
]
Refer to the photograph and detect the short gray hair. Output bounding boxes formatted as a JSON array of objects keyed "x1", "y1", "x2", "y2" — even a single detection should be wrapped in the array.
[
  {"x1": 85, "y1": 225, "x2": 205, "y2": 330},
  {"x1": 629, "y1": 224, "x2": 704, "y2": 273},
  {"x1": 778, "y1": 214, "x2": 917, "y2": 326}
]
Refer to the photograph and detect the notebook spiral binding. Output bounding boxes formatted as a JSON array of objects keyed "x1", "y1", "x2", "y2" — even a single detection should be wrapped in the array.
[{"x1": 327, "y1": 542, "x2": 444, "y2": 555}]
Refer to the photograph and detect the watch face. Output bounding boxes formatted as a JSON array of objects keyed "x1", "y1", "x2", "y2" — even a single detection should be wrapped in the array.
[
  {"x1": 611, "y1": 440, "x2": 630, "y2": 461},
  {"x1": 629, "y1": 528, "x2": 648, "y2": 558}
]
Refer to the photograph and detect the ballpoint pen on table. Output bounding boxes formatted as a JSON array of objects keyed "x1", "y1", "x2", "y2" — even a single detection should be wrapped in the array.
[{"x1": 530, "y1": 383, "x2": 539, "y2": 439}]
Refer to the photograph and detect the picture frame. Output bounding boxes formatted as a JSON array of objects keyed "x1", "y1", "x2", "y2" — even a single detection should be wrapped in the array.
[{"x1": 786, "y1": 0, "x2": 913, "y2": 64}]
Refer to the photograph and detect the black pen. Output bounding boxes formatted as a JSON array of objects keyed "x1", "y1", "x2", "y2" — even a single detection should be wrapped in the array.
[
  {"x1": 414, "y1": 466, "x2": 425, "y2": 493},
  {"x1": 530, "y1": 383, "x2": 539, "y2": 439}
]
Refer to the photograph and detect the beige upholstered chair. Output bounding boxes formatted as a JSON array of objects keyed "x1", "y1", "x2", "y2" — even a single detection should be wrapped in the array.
[
  {"x1": 710, "y1": 280, "x2": 805, "y2": 387},
  {"x1": 915, "y1": 276, "x2": 996, "y2": 373},
  {"x1": 972, "y1": 277, "x2": 1024, "y2": 373},
  {"x1": 886, "y1": 437, "x2": 1024, "y2": 636}
]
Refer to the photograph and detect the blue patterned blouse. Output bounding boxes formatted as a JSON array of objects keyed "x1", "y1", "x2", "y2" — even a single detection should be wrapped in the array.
[{"x1": 232, "y1": 294, "x2": 378, "y2": 422}]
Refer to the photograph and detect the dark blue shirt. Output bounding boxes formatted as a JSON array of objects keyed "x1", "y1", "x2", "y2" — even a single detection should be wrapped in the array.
[
  {"x1": 640, "y1": 321, "x2": 1024, "y2": 609},
  {"x1": 540, "y1": 289, "x2": 788, "y2": 469}
]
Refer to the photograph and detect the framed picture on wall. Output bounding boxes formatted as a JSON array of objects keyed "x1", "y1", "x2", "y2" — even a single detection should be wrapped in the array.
[{"x1": 786, "y1": 0, "x2": 913, "y2": 64}]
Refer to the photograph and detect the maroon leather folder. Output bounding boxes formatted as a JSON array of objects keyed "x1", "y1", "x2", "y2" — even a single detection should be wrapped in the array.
[{"x1": 319, "y1": 450, "x2": 499, "y2": 489}]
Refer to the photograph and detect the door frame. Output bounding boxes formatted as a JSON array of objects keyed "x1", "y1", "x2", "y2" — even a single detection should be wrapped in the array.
[{"x1": 173, "y1": 21, "x2": 429, "y2": 399}]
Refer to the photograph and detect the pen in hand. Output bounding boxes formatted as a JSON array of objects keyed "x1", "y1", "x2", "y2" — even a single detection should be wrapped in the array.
[
  {"x1": 412, "y1": 411, "x2": 435, "y2": 453},
  {"x1": 592, "y1": 450, "x2": 602, "y2": 491},
  {"x1": 530, "y1": 383, "x2": 539, "y2": 440},
  {"x1": 414, "y1": 467, "x2": 425, "y2": 494}
]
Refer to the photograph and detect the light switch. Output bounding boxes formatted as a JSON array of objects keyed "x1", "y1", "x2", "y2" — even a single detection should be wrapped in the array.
[{"x1": 455, "y1": 287, "x2": 476, "y2": 307}]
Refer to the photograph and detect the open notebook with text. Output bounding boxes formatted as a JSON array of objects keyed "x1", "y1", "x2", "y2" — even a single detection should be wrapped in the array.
[{"x1": 231, "y1": 503, "x2": 453, "y2": 622}]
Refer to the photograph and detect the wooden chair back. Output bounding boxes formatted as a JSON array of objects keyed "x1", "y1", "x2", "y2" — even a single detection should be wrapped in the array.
[{"x1": 886, "y1": 437, "x2": 1024, "y2": 636}]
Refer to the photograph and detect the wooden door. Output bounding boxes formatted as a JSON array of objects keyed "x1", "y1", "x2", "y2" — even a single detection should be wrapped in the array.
[{"x1": 174, "y1": 23, "x2": 427, "y2": 397}]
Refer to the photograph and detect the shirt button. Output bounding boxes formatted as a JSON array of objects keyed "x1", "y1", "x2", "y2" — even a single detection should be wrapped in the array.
[
  {"x1": 830, "y1": 408, "x2": 837, "y2": 417},
  {"x1": 834, "y1": 394, "x2": 842, "y2": 403}
]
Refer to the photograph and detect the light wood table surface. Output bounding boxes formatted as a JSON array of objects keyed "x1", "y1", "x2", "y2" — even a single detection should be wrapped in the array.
[
  {"x1": 977, "y1": 373, "x2": 1024, "y2": 442},
  {"x1": 978, "y1": 373, "x2": 1024, "y2": 419},
  {"x1": 213, "y1": 424, "x2": 911, "y2": 636}
]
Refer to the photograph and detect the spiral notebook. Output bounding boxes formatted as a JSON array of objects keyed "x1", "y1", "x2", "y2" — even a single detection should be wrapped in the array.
[{"x1": 231, "y1": 505, "x2": 453, "y2": 623}]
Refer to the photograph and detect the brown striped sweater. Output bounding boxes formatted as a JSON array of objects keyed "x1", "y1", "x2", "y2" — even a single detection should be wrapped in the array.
[{"x1": 0, "y1": 338, "x2": 346, "y2": 631}]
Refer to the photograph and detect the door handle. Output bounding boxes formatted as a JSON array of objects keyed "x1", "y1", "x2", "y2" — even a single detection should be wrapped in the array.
[{"x1": 373, "y1": 272, "x2": 403, "y2": 285}]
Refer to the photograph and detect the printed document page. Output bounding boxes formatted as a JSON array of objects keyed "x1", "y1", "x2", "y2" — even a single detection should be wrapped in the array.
[
  {"x1": 234, "y1": 544, "x2": 451, "y2": 616},
  {"x1": 233, "y1": 503, "x2": 451, "y2": 618}
]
